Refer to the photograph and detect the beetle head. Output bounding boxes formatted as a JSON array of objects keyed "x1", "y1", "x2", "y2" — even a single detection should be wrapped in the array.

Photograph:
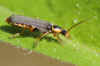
[
  {"x1": 61, "y1": 30, "x2": 70, "y2": 38},
  {"x1": 52, "y1": 25, "x2": 70, "y2": 38}
]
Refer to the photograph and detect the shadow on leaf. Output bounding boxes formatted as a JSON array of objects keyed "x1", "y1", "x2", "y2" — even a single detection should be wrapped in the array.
[{"x1": 0, "y1": 25, "x2": 58, "y2": 43}]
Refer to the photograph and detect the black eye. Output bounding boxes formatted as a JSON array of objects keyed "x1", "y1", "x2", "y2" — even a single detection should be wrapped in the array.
[{"x1": 61, "y1": 30, "x2": 67, "y2": 35}]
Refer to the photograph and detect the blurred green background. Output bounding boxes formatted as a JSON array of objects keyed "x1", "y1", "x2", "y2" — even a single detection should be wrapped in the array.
[{"x1": 0, "y1": 0, "x2": 100, "y2": 66}]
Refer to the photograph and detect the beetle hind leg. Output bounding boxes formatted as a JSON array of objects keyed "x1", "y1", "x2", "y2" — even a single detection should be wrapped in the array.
[{"x1": 9, "y1": 25, "x2": 36, "y2": 39}]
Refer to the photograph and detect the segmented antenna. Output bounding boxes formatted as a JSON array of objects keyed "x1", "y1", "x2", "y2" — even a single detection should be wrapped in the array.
[{"x1": 67, "y1": 17, "x2": 93, "y2": 32}]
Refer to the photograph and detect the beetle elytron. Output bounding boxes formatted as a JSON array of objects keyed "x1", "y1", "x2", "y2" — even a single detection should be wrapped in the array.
[{"x1": 6, "y1": 15, "x2": 88, "y2": 47}]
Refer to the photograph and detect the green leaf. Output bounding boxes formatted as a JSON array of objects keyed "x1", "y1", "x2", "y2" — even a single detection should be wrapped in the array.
[{"x1": 0, "y1": 0, "x2": 100, "y2": 66}]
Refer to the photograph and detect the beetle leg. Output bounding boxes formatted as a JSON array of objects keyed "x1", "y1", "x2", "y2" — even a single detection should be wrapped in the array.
[
  {"x1": 53, "y1": 33, "x2": 62, "y2": 41},
  {"x1": 53, "y1": 33, "x2": 63, "y2": 45},
  {"x1": 20, "y1": 28, "x2": 26, "y2": 34},
  {"x1": 34, "y1": 32, "x2": 49, "y2": 48}
]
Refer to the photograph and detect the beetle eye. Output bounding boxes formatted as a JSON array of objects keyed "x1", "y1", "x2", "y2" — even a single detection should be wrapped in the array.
[{"x1": 61, "y1": 30, "x2": 67, "y2": 35}]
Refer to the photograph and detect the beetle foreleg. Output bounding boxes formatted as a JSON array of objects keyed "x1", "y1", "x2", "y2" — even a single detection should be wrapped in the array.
[
  {"x1": 34, "y1": 32, "x2": 49, "y2": 48},
  {"x1": 53, "y1": 33, "x2": 62, "y2": 41},
  {"x1": 53, "y1": 33, "x2": 64, "y2": 46}
]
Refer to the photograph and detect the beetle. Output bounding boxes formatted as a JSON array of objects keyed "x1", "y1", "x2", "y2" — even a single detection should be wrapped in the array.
[{"x1": 6, "y1": 15, "x2": 89, "y2": 47}]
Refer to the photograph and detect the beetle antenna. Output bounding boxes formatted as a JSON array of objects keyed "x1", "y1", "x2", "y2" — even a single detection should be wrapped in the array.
[{"x1": 67, "y1": 17, "x2": 93, "y2": 32}]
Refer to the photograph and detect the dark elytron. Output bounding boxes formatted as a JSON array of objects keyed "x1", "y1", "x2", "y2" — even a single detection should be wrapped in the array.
[{"x1": 6, "y1": 15, "x2": 53, "y2": 33}]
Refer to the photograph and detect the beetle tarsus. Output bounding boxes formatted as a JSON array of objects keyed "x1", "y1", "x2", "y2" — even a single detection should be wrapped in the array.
[{"x1": 33, "y1": 32, "x2": 49, "y2": 48}]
